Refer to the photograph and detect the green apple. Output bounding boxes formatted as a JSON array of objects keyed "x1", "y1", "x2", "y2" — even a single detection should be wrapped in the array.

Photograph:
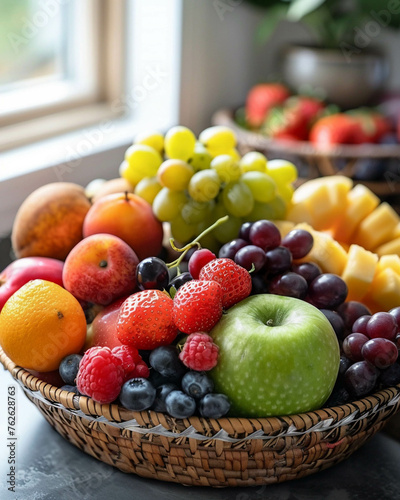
[{"x1": 209, "y1": 294, "x2": 340, "y2": 417}]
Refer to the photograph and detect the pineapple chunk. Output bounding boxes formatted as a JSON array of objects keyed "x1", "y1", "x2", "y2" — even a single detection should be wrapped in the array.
[
  {"x1": 286, "y1": 200, "x2": 315, "y2": 226},
  {"x1": 291, "y1": 176, "x2": 353, "y2": 231},
  {"x1": 352, "y1": 202, "x2": 400, "y2": 251},
  {"x1": 274, "y1": 220, "x2": 295, "y2": 238},
  {"x1": 341, "y1": 244, "x2": 378, "y2": 301},
  {"x1": 376, "y1": 237, "x2": 400, "y2": 257},
  {"x1": 369, "y1": 268, "x2": 400, "y2": 311},
  {"x1": 377, "y1": 254, "x2": 400, "y2": 275},
  {"x1": 294, "y1": 223, "x2": 348, "y2": 275},
  {"x1": 331, "y1": 184, "x2": 380, "y2": 244}
]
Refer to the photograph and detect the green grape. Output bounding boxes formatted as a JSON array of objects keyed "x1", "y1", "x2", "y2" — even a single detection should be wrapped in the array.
[
  {"x1": 222, "y1": 182, "x2": 254, "y2": 217},
  {"x1": 124, "y1": 144, "x2": 162, "y2": 185},
  {"x1": 245, "y1": 201, "x2": 277, "y2": 222},
  {"x1": 269, "y1": 195, "x2": 287, "y2": 219},
  {"x1": 211, "y1": 154, "x2": 241, "y2": 183},
  {"x1": 239, "y1": 152, "x2": 267, "y2": 173},
  {"x1": 212, "y1": 201, "x2": 241, "y2": 243},
  {"x1": 152, "y1": 188, "x2": 187, "y2": 222},
  {"x1": 225, "y1": 148, "x2": 241, "y2": 163},
  {"x1": 134, "y1": 130, "x2": 164, "y2": 155},
  {"x1": 277, "y1": 183, "x2": 294, "y2": 203},
  {"x1": 134, "y1": 176, "x2": 163, "y2": 204},
  {"x1": 181, "y1": 199, "x2": 213, "y2": 225},
  {"x1": 240, "y1": 171, "x2": 277, "y2": 203},
  {"x1": 170, "y1": 213, "x2": 197, "y2": 244},
  {"x1": 157, "y1": 159, "x2": 194, "y2": 191},
  {"x1": 164, "y1": 126, "x2": 196, "y2": 161},
  {"x1": 195, "y1": 227, "x2": 221, "y2": 255},
  {"x1": 199, "y1": 126, "x2": 237, "y2": 156},
  {"x1": 266, "y1": 159, "x2": 298, "y2": 185},
  {"x1": 188, "y1": 170, "x2": 221, "y2": 202},
  {"x1": 189, "y1": 142, "x2": 213, "y2": 172}
]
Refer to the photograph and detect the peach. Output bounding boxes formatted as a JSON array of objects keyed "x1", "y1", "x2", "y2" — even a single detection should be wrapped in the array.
[
  {"x1": 91, "y1": 177, "x2": 134, "y2": 203},
  {"x1": 83, "y1": 192, "x2": 163, "y2": 260},
  {"x1": 63, "y1": 233, "x2": 139, "y2": 305},
  {"x1": 12, "y1": 182, "x2": 91, "y2": 261}
]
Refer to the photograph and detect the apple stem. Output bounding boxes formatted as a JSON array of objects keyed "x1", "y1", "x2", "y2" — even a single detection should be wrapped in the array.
[{"x1": 166, "y1": 215, "x2": 229, "y2": 269}]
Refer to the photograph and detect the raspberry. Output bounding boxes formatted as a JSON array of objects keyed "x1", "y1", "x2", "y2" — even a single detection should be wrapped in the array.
[
  {"x1": 173, "y1": 280, "x2": 223, "y2": 334},
  {"x1": 117, "y1": 290, "x2": 178, "y2": 349},
  {"x1": 76, "y1": 347, "x2": 124, "y2": 404},
  {"x1": 112, "y1": 345, "x2": 142, "y2": 382},
  {"x1": 131, "y1": 362, "x2": 150, "y2": 378},
  {"x1": 179, "y1": 333, "x2": 219, "y2": 371},
  {"x1": 199, "y1": 258, "x2": 252, "y2": 309}
]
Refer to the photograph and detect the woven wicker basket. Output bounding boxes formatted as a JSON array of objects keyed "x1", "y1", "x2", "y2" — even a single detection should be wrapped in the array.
[
  {"x1": 2, "y1": 347, "x2": 400, "y2": 487},
  {"x1": 212, "y1": 109, "x2": 400, "y2": 197}
]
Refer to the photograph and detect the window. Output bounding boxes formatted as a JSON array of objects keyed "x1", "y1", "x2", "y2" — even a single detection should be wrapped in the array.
[{"x1": 0, "y1": 0, "x2": 125, "y2": 150}]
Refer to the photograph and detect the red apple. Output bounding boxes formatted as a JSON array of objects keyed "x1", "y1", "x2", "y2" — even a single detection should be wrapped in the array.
[
  {"x1": 63, "y1": 233, "x2": 139, "y2": 305},
  {"x1": 0, "y1": 257, "x2": 64, "y2": 312},
  {"x1": 84, "y1": 296, "x2": 126, "y2": 350}
]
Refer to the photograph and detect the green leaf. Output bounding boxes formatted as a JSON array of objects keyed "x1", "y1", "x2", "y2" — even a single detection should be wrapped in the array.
[
  {"x1": 255, "y1": 4, "x2": 289, "y2": 45},
  {"x1": 287, "y1": 0, "x2": 327, "y2": 22}
]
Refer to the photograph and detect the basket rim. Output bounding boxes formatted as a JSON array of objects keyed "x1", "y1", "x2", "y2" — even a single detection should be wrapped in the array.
[
  {"x1": 2, "y1": 346, "x2": 400, "y2": 440},
  {"x1": 212, "y1": 108, "x2": 400, "y2": 159}
]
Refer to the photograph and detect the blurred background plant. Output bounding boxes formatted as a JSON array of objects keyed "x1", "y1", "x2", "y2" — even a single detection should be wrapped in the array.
[{"x1": 246, "y1": 0, "x2": 400, "y2": 49}]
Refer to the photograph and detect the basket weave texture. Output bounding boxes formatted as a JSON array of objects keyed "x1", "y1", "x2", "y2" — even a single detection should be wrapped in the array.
[
  {"x1": 2, "y1": 346, "x2": 400, "y2": 487},
  {"x1": 212, "y1": 109, "x2": 400, "y2": 197}
]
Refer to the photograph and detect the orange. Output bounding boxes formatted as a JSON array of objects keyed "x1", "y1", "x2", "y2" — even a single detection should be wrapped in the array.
[{"x1": 0, "y1": 279, "x2": 87, "y2": 372}]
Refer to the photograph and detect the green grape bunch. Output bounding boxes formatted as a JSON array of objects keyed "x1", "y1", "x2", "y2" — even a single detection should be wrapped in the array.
[{"x1": 119, "y1": 125, "x2": 299, "y2": 251}]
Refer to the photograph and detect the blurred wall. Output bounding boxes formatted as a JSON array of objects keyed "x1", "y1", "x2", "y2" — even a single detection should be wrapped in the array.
[{"x1": 179, "y1": 0, "x2": 400, "y2": 132}]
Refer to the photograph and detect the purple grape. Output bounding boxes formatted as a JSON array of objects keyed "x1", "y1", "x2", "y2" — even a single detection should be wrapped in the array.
[
  {"x1": 265, "y1": 246, "x2": 292, "y2": 275},
  {"x1": 234, "y1": 245, "x2": 266, "y2": 272},
  {"x1": 351, "y1": 315, "x2": 371, "y2": 335},
  {"x1": 282, "y1": 229, "x2": 313, "y2": 259},
  {"x1": 380, "y1": 363, "x2": 400, "y2": 387},
  {"x1": 361, "y1": 338, "x2": 398, "y2": 369},
  {"x1": 239, "y1": 222, "x2": 253, "y2": 241},
  {"x1": 389, "y1": 306, "x2": 400, "y2": 331},
  {"x1": 344, "y1": 361, "x2": 379, "y2": 398},
  {"x1": 336, "y1": 301, "x2": 371, "y2": 332},
  {"x1": 218, "y1": 238, "x2": 248, "y2": 260},
  {"x1": 268, "y1": 272, "x2": 308, "y2": 299},
  {"x1": 251, "y1": 273, "x2": 269, "y2": 295},
  {"x1": 342, "y1": 333, "x2": 369, "y2": 361},
  {"x1": 291, "y1": 262, "x2": 322, "y2": 284},
  {"x1": 338, "y1": 355, "x2": 352, "y2": 382},
  {"x1": 249, "y1": 220, "x2": 281, "y2": 251},
  {"x1": 308, "y1": 273, "x2": 348, "y2": 309},
  {"x1": 366, "y1": 312, "x2": 397, "y2": 341},
  {"x1": 320, "y1": 309, "x2": 345, "y2": 340}
]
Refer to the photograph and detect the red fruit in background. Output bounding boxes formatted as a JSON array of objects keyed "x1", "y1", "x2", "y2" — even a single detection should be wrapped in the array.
[
  {"x1": 349, "y1": 110, "x2": 392, "y2": 143},
  {"x1": 310, "y1": 114, "x2": 366, "y2": 146},
  {"x1": 173, "y1": 280, "x2": 223, "y2": 334},
  {"x1": 0, "y1": 257, "x2": 64, "y2": 312},
  {"x1": 199, "y1": 258, "x2": 252, "y2": 309},
  {"x1": 117, "y1": 290, "x2": 178, "y2": 349},
  {"x1": 245, "y1": 83, "x2": 290, "y2": 128},
  {"x1": 83, "y1": 192, "x2": 163, "y2": 260}
]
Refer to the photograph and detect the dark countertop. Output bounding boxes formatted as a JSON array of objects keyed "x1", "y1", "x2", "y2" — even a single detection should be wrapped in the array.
[{"x1": 2, "y1": 365, "x2": 400, "y2": 500}]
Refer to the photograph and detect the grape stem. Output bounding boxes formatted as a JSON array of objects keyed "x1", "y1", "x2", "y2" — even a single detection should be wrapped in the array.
[{"x1": 167, "y1": 215, "x2": 229, "y2": 270}]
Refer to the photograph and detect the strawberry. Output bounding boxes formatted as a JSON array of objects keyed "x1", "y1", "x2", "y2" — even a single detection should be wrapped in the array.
[
  {"x1": 309, "y1": 114, "x2": 365, "y2": 146},
  {"x1": 199, "y1": 258, "x2": 252, "y2": 309},
  {"x1": 245, "y1": 83, "x2": 290, "y2": 128},
  {"x1": 173, "y1": 280, "x2": 223, "y2": 334},
  {"x1": 263, "y1": 96, "x2": 325, "y2": 141},
  {"x1": 349, "y1": 109, "x2": 392, "y2": 143},
  {"x1": 117, "y1": 290, "x2": 178, "y2": 350}
]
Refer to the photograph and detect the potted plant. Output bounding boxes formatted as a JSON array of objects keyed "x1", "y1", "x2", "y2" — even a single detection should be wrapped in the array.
[{"x1": 245, "y1": 0, "x2": 400, "y2": 108}]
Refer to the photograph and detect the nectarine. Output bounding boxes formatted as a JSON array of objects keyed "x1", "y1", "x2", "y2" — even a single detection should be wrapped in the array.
[{"x1": 83, "y1": 192, "x2": 163, "y2": 260}]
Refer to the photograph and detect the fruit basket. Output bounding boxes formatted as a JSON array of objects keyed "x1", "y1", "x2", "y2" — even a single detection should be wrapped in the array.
[
  {"x1": 2, "y1": 346, "x2": 400, "y2": 488},
  {"x1": 212, "y1": 109, "x2": 400, "y2": 198}
]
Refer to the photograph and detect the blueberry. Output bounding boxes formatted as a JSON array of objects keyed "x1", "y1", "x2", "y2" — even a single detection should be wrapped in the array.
[
  {"x1": 165, "y1": 390, "x2": 196, "y2": 418},
  {"x1": 59, "y1": 354, "x2": 82, "y2": 385},
  {"x1": 324, "y1": 386, "x2": 351, "y2": 407},
  {"x1": 380, "y1": 363, "x2": 400, "y2": 387},
  {"x1": 60, "y1": 384, "x2": 80, "y2": 395},
  {"x1": 151, "y1": 383, "x2": 178, "y2": 412},
  {"x1": 199, "y1": 393, "x2": 231, "y2": 418},
  {"x1": 149, "y1": 345, "x2": 187, "y2": 380},
  {"x1": 181, "y1": 371, "x2": 214, "y2": 400},
  {"x1": 353, "y1": 158, "x2": 386, "y2": 181},
  {"x1": 119, "y1": 378, "x2": 156, "y2": 411}
]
